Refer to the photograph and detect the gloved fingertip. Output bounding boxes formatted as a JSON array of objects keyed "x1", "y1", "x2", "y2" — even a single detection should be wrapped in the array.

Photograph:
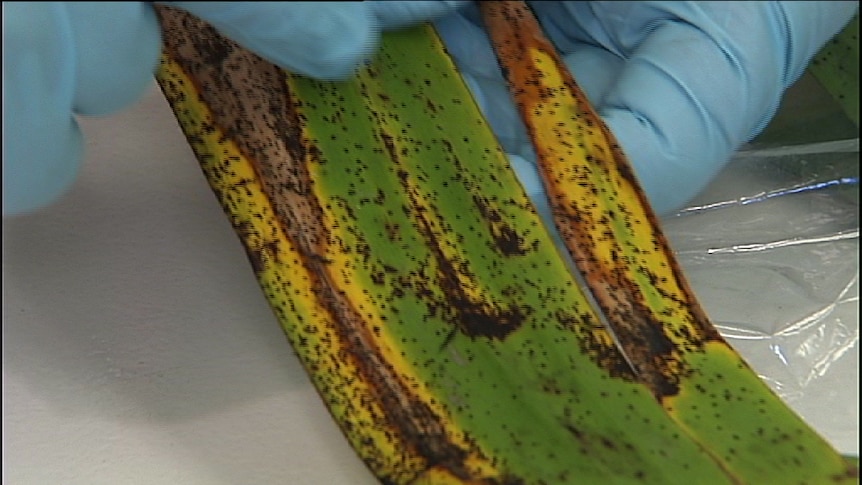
[
  {"x1": 372, "y1": 0, "x2": 468, "y2": 30},
  {"x1": 2, "y1": 2, "x2": 85, "y2": 216},
  {"x1": 274, "y1": 5, "x2": 382, "y2": 80},
  {"x1": 603, "y1": 111, "x2": 723, "y2": 216},
  {"x1": 70, "y1": 2, "x2": 163, "y2": 116},
  {"x1": 298, "y1": 30, "x2": 380, "y2": 81}
]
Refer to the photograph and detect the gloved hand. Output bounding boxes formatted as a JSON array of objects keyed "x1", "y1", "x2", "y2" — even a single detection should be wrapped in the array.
[
  {"x1": 2, "y1": 1, "x2": 462, "y2": 216},
  {"x1": 433, "y1": 1, "x2": 858, "y2": 215}
]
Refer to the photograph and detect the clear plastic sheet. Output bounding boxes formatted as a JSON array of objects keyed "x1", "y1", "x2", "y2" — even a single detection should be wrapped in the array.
[{"x1": 661, "y1": 138, "x2": 859, "y2": 452}]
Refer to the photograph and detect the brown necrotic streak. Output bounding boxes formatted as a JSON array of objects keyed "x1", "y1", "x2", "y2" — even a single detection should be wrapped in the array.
[
  {"x1": 471, "y1": 195, "x2": 532, "y2": 257},
  {"x1": 156, "y1": 6, "x2": 484, "y2": 481},
  {"x1": 379, "y1": 132, "x2": 527, "y2": 342},
  {"x1": 479, "y1": 1, "x2": 723, "y2": 400},
  {"x1": 157, "y1": 7, "x2": 327, "y2": 258}
]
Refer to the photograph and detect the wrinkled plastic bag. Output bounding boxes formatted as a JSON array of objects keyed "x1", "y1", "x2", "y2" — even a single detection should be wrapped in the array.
[{"x1": 662, "y1": 138, "x2": 859, "y2": 453}]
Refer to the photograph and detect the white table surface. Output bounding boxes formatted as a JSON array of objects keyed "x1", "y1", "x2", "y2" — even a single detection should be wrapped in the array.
[{"x1": 3, "y1": 83, "x2": 858, "y2": 484}]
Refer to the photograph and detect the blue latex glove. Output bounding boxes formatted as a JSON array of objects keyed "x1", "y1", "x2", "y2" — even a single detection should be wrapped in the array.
[
  {"x1": 434, "y1": 1, "x2": 858, "y2": 215},
  {"x1": 2, "y1": 1, "x2": 463, "y2": 216}
]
